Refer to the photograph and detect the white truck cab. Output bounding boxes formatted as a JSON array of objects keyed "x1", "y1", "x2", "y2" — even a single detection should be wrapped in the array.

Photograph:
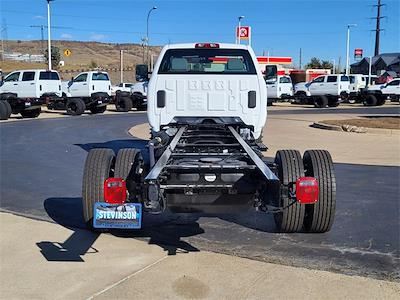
[
  {"x1": 47, "y1": 71, "x2": 112, "y2": 115},
  {"x1": 265, "y1": 75, "x2": 293, "y2": 104},
  {"x1": 0, "y1": 69, "x2": 61, "y2": 98},
  {"x1": 0, "y1": 69, "x2": 61, "y2": 119},
  {"x1": 111, "y1": 82, "x2": 134, "y2": 95},
  {"x1": 293, "y1": 74, "x2": 350, "y2": 107},
  {"x1": 147, "y1": 43, "x2": 267, "y2": 139},
  {"x1": 67, "y1": 71, "x2": 111, "y2": 98},
  {"x1": 308, "y1": 74, "x2": 350, "y2": 97}
]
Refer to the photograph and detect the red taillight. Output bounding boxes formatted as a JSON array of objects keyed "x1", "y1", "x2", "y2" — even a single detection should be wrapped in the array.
[
  {"x1": 195, "y1": 43, "x2": 219, "y2": 48},
  {"x1": 104, "y1": 178, "x2": 126, "y2": 204},
  {"x1": 296, "y1": 177, "x2": 319, "y2": 204}
]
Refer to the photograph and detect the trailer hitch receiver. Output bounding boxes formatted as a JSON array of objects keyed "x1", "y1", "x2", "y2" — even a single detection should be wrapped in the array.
[{"x1": 295, "y1": 177, "x2": 319, "y2": 204}]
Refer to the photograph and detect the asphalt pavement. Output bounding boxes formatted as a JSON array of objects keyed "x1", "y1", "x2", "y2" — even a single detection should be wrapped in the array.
[{"x1": 0, "y1": 109, "x2": 399, "y2": 281}]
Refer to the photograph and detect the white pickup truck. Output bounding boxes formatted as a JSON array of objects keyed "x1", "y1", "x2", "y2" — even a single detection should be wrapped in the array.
[
  {"x1": 265, "y1": 75, "x2": 293, "y2": 105},
  {"x1": 48, "y1": 71, "x2": 112, "y2": 115},
  {"x1": 111, "y1": 82, "x2": 134, "y2": 95},
  {"x1": 361, "y1": 78, "x2": 400, "y2": 106},
  {"x1": 0, "y1": 69, "x2": 61, "y2": 120},
  {"x1": 293, "y1": 74, "x2": 350, "y2": 107},
  {"x1": 82, "y1": 42, "x2": 336, "y2": 234}
]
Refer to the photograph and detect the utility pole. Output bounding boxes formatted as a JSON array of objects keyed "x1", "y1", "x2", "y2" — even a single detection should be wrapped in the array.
[
  {"x1": 372, "y1": 0, "x2": 386, "y2": 56},
  {"x1": 30, "y1": 25, "x2": 45, "y2": 54},
  {"x1": 31, "y1": 24, "x2": 69, "y2": 55},
  {"x1": 120, "y1": 50, "x2": 124, "y2": 83},
  {"x1": 299, "y1": 48, "x2": 302, "y2": 69},
  {"x1": 46, "y1": 0, "x2": 54, "y2": 70}
]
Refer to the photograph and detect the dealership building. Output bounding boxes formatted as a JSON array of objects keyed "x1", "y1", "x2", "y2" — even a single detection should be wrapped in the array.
[{"x1": 350, "y1": 53, "x2": 400, "y2": 76}]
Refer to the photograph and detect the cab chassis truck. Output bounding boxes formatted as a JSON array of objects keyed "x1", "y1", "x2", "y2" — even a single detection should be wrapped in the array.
[{"x1": 82, "y1": 43, "x2": 336, "y2": 233}]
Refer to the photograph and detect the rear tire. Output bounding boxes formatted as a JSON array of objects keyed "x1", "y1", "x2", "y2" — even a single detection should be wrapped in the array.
[
  {"x1": 0, "y1": 100, "x2": 8, "y2": 120},
  {"x1": 274, "y1": 150, "x2": 305, "y2": 233},
  {"x1": 376, "y1": 95, "x2": 386, "y2": 106},
  {"x1": 82, "y1": 149, "x2": 115, "y2": 229},
  {"x1": 328, "y1": 101, "x2": 340, "y2": 107},
  {"x1": 115, "y1": 97, "x2": 133, "y2": 112},
  {"x1": 115, "y1": 148, "x2": 144, "y2": 202},
  {"x1": 90, "y1": 106, "x2": 107, "y2": 114},
  {"x1": 66, "y1": 98, "x2": 85, "y2": 115},
  {"x1": 364, "y1": 94, "x2": 377, "y2": 106},
  {"x1": 20, "y1": 108, "x2": 41, "y2": 118},
  {"x1": 303, "y1": 150, "x2": 336, "y2": 233},
  {"x1": 314, "y1": 95, "x2": 328, "y2": 108}
]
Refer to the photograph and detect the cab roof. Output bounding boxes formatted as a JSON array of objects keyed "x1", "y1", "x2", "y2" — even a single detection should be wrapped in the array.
[{"x1": 163, "y1": 43, "x2": 251, "y2": 50}]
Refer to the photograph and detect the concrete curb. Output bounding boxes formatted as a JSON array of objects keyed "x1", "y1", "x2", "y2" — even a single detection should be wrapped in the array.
[{"x1": 312, "y1": 122, "x2": 400, "y2": 135}]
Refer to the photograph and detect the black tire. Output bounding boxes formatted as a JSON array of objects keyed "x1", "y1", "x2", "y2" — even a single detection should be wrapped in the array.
[
  {"x1": 90, "y1": 105, "x2": 107, "y2": 114},
  {"x1": 314, "y1": 95, "x2": 328, "y2": 108},
  {"x1": 303, "y1": 150, "x2": 336, "y2": 233},
  {"x1": 340, "y1": 91, "x2": 349, "y2": 101},
  {"x1": 328, "y1": 101, "x2": 340, "y2": 107},
  {"x1": 274, "y1": 150, "x2": 305, "y2": 233},
  {"x1": 66, "y1": 98, "x2": 85, "y2": 115},
  {"x1": 376, "y1": 95, "x2": 386, "y2": 106},
  {"x1": 0, "y1": 101, "x2": 9, "y2": 120},
  {"x1": 4, "y1": 101, "x2": 12, "y2": 118},
  {"x1": 20, "y1": 108, "x2": 41, "y2": 118},
  {"x1": 115, "y1": 148, "x2": 144, "y2": 202},
  {"x1": 115, "y1": 97, "x2": 133, "y2": 112},
  {"x1": 364, "y1": 94, "x2": 377, "y2": 106},
  {"x1": 82, "y1": 149, "x2": 115, "y2": 228}
]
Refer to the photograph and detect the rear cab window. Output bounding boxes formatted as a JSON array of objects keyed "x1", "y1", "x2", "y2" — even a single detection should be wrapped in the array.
[
  {"x1": 340, "y1": 76, "x2": 349, "y2": 82},
  {"x1": 158, "y1": 48, "x2": 257, "y2": 75},
  {"x1": 22, "y1": 71, "x2": 36, "y2": 81},
  {"x1": 92, "y1": 73, "x2": 109, "y2": 81},
  {"x1": 39, "y1": 71, "x2": 60, "y2": 80},
  {"x1": 279, "y1": 76, "x2": 291, "y2": 83},
  {"x1": 327, "y1": 76, "x2": 338, "y2": 83}
]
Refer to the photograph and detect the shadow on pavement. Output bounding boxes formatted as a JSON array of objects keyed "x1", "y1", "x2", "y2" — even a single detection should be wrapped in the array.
[{"x1": 38, "y1": 196, "x2": 278, "y2": 262}]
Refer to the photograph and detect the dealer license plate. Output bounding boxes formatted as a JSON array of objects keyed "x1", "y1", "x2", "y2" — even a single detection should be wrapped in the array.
[{"x1": 93, "y1": 202, "x2": 142, "y2": 229}]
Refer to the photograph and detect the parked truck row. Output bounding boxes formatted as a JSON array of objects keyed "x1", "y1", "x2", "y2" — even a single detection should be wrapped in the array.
[{"x1": 0, "y1": 65, "x2": 150, "y2": 120}]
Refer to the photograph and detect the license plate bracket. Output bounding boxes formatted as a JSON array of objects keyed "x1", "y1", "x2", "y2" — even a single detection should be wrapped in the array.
[{"x1": 93, "y1": 202, "x2": 142, "y2": 229}]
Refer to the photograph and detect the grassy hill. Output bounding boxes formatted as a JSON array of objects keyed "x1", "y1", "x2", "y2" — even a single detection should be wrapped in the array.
[{"x1": 1, "y1": 40, "x2": 161, "y2": 83}]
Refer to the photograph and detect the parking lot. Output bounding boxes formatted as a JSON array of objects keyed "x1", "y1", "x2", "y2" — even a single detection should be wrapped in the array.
[{"x1": 1, "y1": 103, "x2": 399, "y2": 298}]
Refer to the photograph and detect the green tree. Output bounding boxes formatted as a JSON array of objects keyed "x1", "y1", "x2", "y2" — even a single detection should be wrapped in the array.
[
  {"x1": 305, "y1": 57, "x2": 322, "y2": 69},
  {"x1": 44, "y1": 46, "x2": 61, "y2": 68},
  {"x1": 321, "y1": 60, "x2": 333, "y2": 70},
  {"x1": 89, "y1": 60, "x2": 98, "y2": 69}
]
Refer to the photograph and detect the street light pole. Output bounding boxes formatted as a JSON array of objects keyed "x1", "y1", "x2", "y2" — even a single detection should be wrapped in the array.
[
  {"x1": 345, "y1": 24, "x2": 357, "y2": 75},
  {"x1": 331, "y1": 59, "x2": 336, "y2": 74},
  {"x1": 146, "y1": 6, "x2": 157, "y2": 66},
  {"x1": 46, "y1": 0, "x2": 54, "y2": 70},
  {"x1": 237, "y1": 16, "x2": 244, "y2": 44}
]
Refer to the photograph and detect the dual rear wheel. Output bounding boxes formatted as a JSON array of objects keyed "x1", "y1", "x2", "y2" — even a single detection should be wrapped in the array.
[
  {"x1": 274, "y1": 149, "x2": 336, "y2": 233},
  {"x1": 82, "y1": 148, "x2": 143, "y2": 228}
]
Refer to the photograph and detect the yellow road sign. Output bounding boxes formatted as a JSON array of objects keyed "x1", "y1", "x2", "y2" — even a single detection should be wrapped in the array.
[{"x1": 64, "y1": 49, "x2": 72, "y2": 57}]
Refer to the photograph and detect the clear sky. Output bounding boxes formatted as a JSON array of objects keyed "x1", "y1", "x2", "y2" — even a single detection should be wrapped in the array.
[{"x1": 1, "y1": 0, "x2": 399, "y2": 67}]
